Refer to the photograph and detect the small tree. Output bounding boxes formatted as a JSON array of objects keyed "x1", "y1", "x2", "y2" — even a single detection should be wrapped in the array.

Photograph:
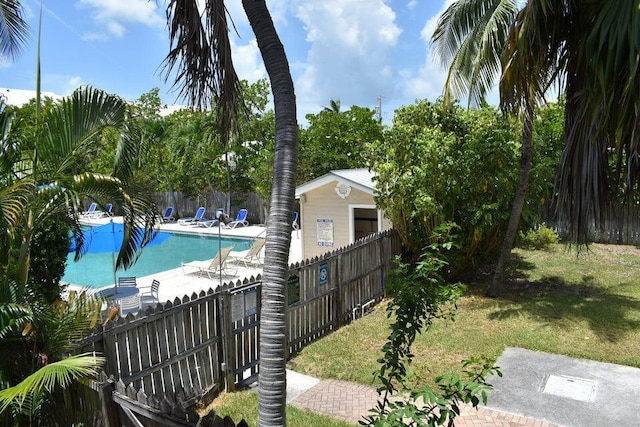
[{"x1": 363, "y1": 224, "x2": 500, "y2": 426}]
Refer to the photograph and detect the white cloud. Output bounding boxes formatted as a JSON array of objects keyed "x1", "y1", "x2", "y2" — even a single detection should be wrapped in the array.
[
  {"x1": 397, "y1": 0, "x2": 455, "y2": 103},
  {"x1": 40, "y1": 74, "x2": 85, "y2": 96},
  {"x1": 292, "y1": 0, "x2": 401, "y2": 113},
  {"x1": 77, "y1": 0, "x2": 164, "y2": 38},
  {"x1": 231, "y1": 39, "x2": 267, "y2": 83}
]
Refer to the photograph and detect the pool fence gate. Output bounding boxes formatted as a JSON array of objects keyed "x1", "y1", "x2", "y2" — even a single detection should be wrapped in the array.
[{"x1": 75, "y1": 229, "x2": 402, "y2": 426}]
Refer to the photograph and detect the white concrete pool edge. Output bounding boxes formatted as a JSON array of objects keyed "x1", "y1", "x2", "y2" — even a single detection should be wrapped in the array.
[{"x1": 66, "y1": 216, "x2": 303, "y2": 304}]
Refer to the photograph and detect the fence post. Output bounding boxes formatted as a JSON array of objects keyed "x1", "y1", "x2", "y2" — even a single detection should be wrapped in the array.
[
  {"x1": 97, "y1": 377, "x2": 120, "y2": 427},
  {"x1": 221, "y1": 290, "x2": 236, "y2": 392},
  {"x1": 335, "y1": 254, "x2": 343, "y2": 328},
  {"x1": 379, "y1": 233, "x2": 386, "y2": 292}
]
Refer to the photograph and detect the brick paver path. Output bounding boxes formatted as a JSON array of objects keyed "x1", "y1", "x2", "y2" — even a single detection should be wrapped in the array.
[{"x1": 290, "y1": 379, "x2": 563, "y2": 426}]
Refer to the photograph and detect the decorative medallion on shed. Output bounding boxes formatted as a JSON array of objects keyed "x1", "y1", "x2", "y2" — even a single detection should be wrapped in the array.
[{"x1": 335, "y1": 181, "x2": 352, "y2": 199}]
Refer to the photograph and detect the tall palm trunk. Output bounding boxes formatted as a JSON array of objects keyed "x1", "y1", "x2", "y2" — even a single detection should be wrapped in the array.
[
  {"x1": 242, "y1": 1, "x2": 298, "y2": 426},
  {"x1": 487, "y1": 98, "x2": 534, "y2": 297}
]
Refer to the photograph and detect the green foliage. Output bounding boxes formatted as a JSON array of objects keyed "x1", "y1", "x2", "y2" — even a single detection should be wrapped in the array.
[
  {"x1": 517, "y1": 223, "x2": 559, "y2": 250},
  {"x1": 363, "y1": 223, "x2": 500, "y2": 426},
  {"x1": 0, "y1": 354, "x2": 104, "y2": 418},
  {"x1": 363, "y1": 358, "x2": 500, "y2": 427},
  {"x1": 299, "y1": 102, "x2": 382, "y2": 183},
  {"x1": 370, "y1": 100, "x2": 519, "y2": 271},
  {"x1": 370, "y1": 99, "x2": 564, "y2": 273},
  {"x1": 28, "y1": 214, "x2": 72, "y2": 304},
  {"x1": 151, "y1": 79, "x2": 275, "y2": 199},
  {"x1": 0, "y1": 286, "x2": 103, "y2": 426}
]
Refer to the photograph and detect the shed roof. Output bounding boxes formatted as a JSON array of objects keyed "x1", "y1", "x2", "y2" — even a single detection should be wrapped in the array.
[{"x1": 295, "y1": 168, "x2": 376, "y2": 197}]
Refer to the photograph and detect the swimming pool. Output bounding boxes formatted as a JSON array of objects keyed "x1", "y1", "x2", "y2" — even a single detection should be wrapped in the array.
[{"x1": 63, "y1": 229, "x2": 253, "y2": 288}]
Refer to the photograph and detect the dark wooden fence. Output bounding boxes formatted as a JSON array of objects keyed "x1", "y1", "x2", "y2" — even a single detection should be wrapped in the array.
[
  {"x1": 151, "y1": 191, "x2": 266, "y2": 225},
  {"x1": 543, "y1": 203, "x2": 640, "y2": 245},
  {"x1": 77, "y1": 230, "x2": 401, "y2": 426}
]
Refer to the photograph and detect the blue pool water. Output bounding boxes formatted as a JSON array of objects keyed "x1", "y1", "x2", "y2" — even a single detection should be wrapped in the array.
[{"x1": 63, "y1": 229, "x2": 252, "y2": 288}]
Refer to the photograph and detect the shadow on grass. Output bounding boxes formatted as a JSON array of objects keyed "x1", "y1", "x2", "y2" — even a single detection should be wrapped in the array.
[{"x1": 479, "y1": 254, "x2": 640, "y2": 343}]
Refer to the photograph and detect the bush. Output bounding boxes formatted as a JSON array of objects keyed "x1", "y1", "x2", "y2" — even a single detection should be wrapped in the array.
[{"x1": 517, "y1": 223, "x2": 559, "y2": 250}]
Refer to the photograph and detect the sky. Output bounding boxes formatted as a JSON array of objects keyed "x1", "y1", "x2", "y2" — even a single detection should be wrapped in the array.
[{"x1": 1, "y1": 0, "x2": 465, "y2": 125}]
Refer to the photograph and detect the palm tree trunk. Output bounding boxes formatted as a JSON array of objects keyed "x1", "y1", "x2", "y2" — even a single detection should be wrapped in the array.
[
  {"x1": 242, "y1": 1, "x2": 298, "y2": 426},
  {"x1": 487, "y1": 100, "x2": 534, "y2": 297}
]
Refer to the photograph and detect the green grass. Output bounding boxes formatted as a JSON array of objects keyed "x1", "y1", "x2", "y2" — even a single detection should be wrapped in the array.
[
  {"x1": 202, "y1": 390, "x2": 357, "y2": 426},
  {"x1": 204, "y1": 243, "x2": 640, "y2": 422},
  {"x1": 290, "y1": 243, "x2": 640, "y2": 387}
]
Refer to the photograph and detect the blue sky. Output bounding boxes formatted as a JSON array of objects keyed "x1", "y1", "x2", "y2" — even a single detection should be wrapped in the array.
[{"x1": 1, "y1": 0, "x2": 460, "y2": 124}]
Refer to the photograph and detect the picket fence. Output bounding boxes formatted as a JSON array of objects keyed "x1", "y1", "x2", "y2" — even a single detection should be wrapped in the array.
[{"x1": 77, "y1": 230, "x2": 402, "y2": 426}]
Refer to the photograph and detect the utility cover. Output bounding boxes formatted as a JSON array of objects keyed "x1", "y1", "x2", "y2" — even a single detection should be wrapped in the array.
[{"x1": 543, "y1": 375, "x2": 597, "y2": 402}]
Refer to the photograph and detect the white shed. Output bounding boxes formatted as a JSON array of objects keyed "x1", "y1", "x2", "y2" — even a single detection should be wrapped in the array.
[{"x1": 295, "y1": 168, "x2": 392, "y2": 259}]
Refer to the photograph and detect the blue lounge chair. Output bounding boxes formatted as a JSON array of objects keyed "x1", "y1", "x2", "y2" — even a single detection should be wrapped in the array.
[
  {"x1": 178, "y1": 207, "x2": 206, "y2": 225},
  {"x1": 226, "y1": 209, "x2": 249, "y2": 229},
  {"x1": 88, "y1": 203, "x2": 113, "y2": 218},
  {"x1": 81, "y1": 202, "x2": 97, "y2": 217},
  {"x1": 292, "y1": 211, "x2": 299, "y2": 230},
  {"x1": 197, "y1": 208, "x2": 225, "y2": 228},
  {"x1": 162, "y1": 207, "x2": 176, "y2": 222}
]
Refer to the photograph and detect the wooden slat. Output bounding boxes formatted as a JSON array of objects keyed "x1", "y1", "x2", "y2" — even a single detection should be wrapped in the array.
[{"x1": 97, "y1": 230, "x2": 401, "y2": 404}]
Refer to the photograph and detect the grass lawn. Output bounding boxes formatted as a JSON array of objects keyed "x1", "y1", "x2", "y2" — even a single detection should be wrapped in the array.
[
  {"x1": 289, "y1": 243, "x2": 640, "y2": 388},
  {"x1": 205, "y1": 243, "x2": 640, "y2": 422},
  {"x1": 203, "y1": 390, "x2": 356, "y2": 426}
]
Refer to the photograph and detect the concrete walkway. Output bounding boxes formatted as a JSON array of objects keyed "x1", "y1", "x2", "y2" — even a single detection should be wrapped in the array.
[
  {"x1": 288, "y1": 373, "x2": 561, "y2": 426},
  {"x1": 286, "y1": 347, "x2": 640, "y2": 426}
]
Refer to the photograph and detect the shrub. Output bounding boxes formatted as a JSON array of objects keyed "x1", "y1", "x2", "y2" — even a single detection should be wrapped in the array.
[{"x1": 517, "y1": 223, "x2": 559, "y2": 250}]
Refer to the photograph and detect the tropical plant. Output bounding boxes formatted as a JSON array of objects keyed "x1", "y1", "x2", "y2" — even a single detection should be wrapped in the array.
[
  {"x1": 0, "y1": 2, "x2": 156, "y2": 424},
  {"x1": 162, "y1": 1, "x2": 298, "y2": 426},
  {"x1": 432, "y1": 0, "x2": 640, "y2": 296},
  {"x1": 0, "y1": 282, "x2": 104, "y2": 426},
  {"x1": 299, "y1": 102, "x2": 382, "y2": 184},
  {"x1": 0, "y1": 87, "x2": 158, "y2": 291},
  {"x1": 0, "y1": 0, "x2": 29, "y2": 62},
  {"x1": 370, "y1": 100, "x2": 523, "y2": 272},
  {"x1": 363, "y1": 223, "x2": 500, "y2": 426}
]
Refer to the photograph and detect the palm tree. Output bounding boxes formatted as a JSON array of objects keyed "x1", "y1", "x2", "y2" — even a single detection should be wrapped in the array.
[
  {"x1": 0, "y1": 87, "x2": 157, "y2": 424},
  {"x1": 0, "y1": 281, "x2": 105, "y2": 425},
  {"x1": 0, "y1": 87, "x2": 158, "y2": 290},
  {"x1": 163, "y1": 1, "x2": 297, "y2": 425},
  {"x1": 323, "y1": 98, "x2": 341, "y2": 113},
  {"x1": 0, "y1": 2, "x2": 156, "y2": 424},
  {"x1": 432, "y1": 1, "x2": 640, "y2": 296}
]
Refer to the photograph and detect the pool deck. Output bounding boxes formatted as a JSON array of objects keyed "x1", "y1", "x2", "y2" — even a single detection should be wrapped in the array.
[{"x1": 69, "y1": 216, "x2": 303, "y2": 304}]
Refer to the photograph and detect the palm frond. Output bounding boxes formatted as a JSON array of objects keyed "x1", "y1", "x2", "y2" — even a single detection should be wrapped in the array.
[
  {"x1": 71, "y1": 172, "x2": 158, "y2": 270},
  {"x1": 0, "y1": 302, "x2": 32, "y2": 340},
  {"x1": 552, "y1": 0, "x2": 640, "y2": 243},
  {"x1": 431, "y1": 0, "x2": 519, "y2": 107},
  {"x1": 0, "y1": 0, "x2": 30, "y2": 62},
  {"x1": 162, "y1": 0, "x2": 246, "y2": 138},
  {"x1": 38, "y1": 86, "x2": 128, "y2": 181},
  {"x1": 0, "y1": 353, "x2": 104, "y2": 414},
  {"x1": 499, "y1": 0, "x2": 566, "y2": 112}
]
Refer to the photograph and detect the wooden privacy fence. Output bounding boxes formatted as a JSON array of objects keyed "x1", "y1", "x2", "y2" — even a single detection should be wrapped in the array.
[
  {"x1": 151, "y1": 191, "x2": 266, "y2": 225},
  {"x1": 543, "y1": 202, "x2": 640, "y2": 245},
  {"x1": 78, "y1": 230, "x2": 401, "y2": 426}
]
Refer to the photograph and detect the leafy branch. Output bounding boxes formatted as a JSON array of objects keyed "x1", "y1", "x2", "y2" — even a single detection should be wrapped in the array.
[{"x1": 362, "y1": 223, "x2": 501, "y2": 426}]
